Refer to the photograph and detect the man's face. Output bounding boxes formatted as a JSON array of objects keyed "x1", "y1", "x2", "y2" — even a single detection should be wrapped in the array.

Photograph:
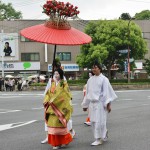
[
  {"x1": 5, "y1": 43, "x2": 8, "y2": 47},
  {"x1": 92, "y1": 65, "x2": 100, "y2": 75},
  {"x1": 54, "y1": 71, "x2": 60, "y2": 81}
]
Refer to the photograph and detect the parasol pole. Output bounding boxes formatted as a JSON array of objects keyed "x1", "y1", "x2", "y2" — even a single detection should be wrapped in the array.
[{"x1": 52, "y1": 44, "x2": 57, "y2": 77}]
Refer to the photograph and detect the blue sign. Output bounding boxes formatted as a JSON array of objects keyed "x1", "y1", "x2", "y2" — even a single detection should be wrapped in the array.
[
  {"x1": 48, "y1": 64, "x2": 79, "y2": 72},
  {"x1": 119, "y1": 49, "x2": 131, "y2": 54}
]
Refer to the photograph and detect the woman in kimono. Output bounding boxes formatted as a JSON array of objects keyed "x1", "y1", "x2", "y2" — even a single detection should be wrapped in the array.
[
  {"x1": 82, "y1": 61, "x2": 117, "y2": 146},
  {"x1": 41, "y1": 59, "x2": 75, "y2": 144},
  {"x1": 43, "y1": 68, "x2": 73, "y2": 149}
]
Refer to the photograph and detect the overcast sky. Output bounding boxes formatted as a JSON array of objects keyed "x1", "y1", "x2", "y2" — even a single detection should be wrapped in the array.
[{"x1": 2, "y1": 0, "x2": 150, "y2": 20}]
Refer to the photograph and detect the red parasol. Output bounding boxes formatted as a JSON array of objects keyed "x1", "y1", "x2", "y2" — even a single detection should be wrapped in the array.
[
  {"x1": 20, "y1": 24, "x2": 92, "y2": 45},
  {"x1": 20, "y1": 0, "x2": 92, "y2": 76}
]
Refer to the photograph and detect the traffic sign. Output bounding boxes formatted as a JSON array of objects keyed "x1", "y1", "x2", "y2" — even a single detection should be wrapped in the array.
[{"x1": 119, "y1": 49, "x2": 131, "y2": 54}]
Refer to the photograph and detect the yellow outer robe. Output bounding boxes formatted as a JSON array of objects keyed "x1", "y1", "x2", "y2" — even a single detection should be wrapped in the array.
[{"x1": 43, "y1": 80, "x2": 73, "y2": 128}]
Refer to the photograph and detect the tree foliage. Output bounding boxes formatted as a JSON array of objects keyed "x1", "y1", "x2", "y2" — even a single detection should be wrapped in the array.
[
  {"x1": 143, "y1": 59, "x2": 150, "y2": 75},
  {"x1": 76, "y1": 20, "x2": 148, "y2": 78},
  {"x1": 0, "y1": 1, "x2": 22, "y2": 20},
  {"x1": 134, "y1": 10, "x2": 150, "y2": 20},
  {"x1": 119, "y1": 13, "x2": 131, "y2": 20}
]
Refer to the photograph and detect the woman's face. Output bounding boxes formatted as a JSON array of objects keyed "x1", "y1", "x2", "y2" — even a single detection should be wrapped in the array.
[{"x1": 54, "y1": 71, "x2": 60, "y2": 81}]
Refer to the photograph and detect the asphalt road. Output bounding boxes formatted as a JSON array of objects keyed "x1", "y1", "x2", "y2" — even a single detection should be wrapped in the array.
[{"x1": 0, "y1": 90, "x2": 150, "y2": 150}]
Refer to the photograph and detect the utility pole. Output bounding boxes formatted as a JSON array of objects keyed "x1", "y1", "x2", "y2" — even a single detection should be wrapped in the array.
[
  {"x1": 127, "y1": 19, "x2": 132, "y2": 83},
  {"x1": 1, "y1": 29, "x2": 4, "y2": 78}
]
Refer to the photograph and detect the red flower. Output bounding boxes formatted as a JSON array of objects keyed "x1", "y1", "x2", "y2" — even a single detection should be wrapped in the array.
[{"x1": 43, "y1": 0, "x2": 79, "y2": 20}]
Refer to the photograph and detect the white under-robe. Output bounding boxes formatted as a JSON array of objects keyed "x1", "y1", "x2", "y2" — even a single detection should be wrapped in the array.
[{"x1": 82, "y1": 73, "x2": 117, "y2": 140}]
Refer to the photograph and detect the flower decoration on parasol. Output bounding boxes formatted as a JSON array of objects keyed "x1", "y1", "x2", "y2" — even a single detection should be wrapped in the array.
[
  {"x1": 20, "y1": 0, "x2": 92, "y2": 76},
  {"x1": 43, "y1": 0, "x2": 80, "y2": 26}
]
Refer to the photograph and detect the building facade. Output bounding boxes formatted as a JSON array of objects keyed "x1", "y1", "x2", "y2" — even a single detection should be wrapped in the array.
[
  {"x1": 0, "y1": 19, "x2": 150, "y2": 79},
  {"x1": 0, "y1": 19, "x2": 89, "y2": 79}
]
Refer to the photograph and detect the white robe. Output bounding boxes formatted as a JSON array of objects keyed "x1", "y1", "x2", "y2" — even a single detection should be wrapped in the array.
[{"x1": 82, "y1": 73, "x2": 117, "y2": 139}]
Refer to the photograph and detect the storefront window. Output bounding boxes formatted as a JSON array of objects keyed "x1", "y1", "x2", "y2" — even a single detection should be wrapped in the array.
[
  {"x1": 57, "y1": 52, "x2": 71, "y2": 61},
  {"x1": 21, "y1": 53, "x2": 40, "y2": 61}
]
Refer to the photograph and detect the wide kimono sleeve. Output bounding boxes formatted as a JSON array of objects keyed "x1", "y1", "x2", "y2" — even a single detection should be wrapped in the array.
[
  {"x1": 101, "y1": 77, "x2": 118, "y2": 107},
  {"x1": 43, "y1": 88, "x2": 51, "y2": 108},
  {"x1": 43, "y1": 78, "x2": 52, "y2": 97},
  {"x1": 81, "y1": 80, "x2": 90, "y2": 108},
  {"x1": 63, "y1": 82, "x2": 72, "y2": 100}
]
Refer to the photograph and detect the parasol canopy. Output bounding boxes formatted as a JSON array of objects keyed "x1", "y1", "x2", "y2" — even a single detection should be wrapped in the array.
[
  {"x1": 20, "y1": 24, "x2": 92, "y2": 45},
  {"x1": 20, "y1": 22, "x2": 92, "y2": 75}
]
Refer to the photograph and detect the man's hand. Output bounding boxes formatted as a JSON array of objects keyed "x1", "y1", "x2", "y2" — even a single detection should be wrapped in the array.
[
  {"x1": 107, "y1": 103, "x2": 111, "y2": 113},
  {"x1": 83, "y1": 108, "x2": 88, "y2": 111}
]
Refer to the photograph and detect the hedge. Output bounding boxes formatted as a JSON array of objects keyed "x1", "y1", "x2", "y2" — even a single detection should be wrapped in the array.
[{"x1": 30, "y1": 79, "x2": 150, "y2": 86}]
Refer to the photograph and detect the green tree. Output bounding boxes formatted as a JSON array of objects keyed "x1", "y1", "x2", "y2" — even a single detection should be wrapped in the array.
[
  {"x1": 143, "y1": 59, "x2": 150, "y2": 75},
  {"x1": 0, "y1": 1, "x2": 22, "y2": 20},
  {"x1": 76, "y1": 20, "x2": 148, "y2": 79},
  {"x1": 119, "y1": 13, "x2": 131, "y2": 20},
  {"x1": 134, "y1": 10, "x2": 150, "y2": 20}
]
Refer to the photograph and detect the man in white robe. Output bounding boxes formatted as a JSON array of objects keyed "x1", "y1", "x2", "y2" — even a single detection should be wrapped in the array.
[{"x1": 82, "y1": 62, "x2": 117, "y2": 146}]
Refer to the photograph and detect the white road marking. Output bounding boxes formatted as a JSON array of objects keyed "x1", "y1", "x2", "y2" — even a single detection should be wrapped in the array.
[
  {"x1": 0, "y1": 110, "x2": 21, "y2": 114},
  {"x1": 141, "y1": 104, "x2": 150, "y2": 106},
  {"x1": 0, "y1": 120, "x2": 37, "y2": 131},
  {"x1": 17, "y1": 94, "x2": 43, "y2": 96},
  {"x1": 32, "y1": 107, "x2": 44, "y2": 110},
  {"x1": 116, "y1": 99, "x2": 133, "y2": 101},
  {"x1": 0, "y1": 96, "x2": 22, "y2": 98},
  {"x1": 0, "y1": 94, "x2": 43, "y2": 96},
  {"x1": 115, "y1": 90, "x2": 150, "y2": 93},
  {"x1": 72, "y1": 103, "x2": 77, "y2": 106}
]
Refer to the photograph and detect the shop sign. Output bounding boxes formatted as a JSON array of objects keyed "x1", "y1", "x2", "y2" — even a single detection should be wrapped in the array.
[
  {"x1": 0, "y1": 62, "x2": 40, "y2": 70},
  {"x1": 48, "y1": 64, "x2": 79, "y2": 72}
]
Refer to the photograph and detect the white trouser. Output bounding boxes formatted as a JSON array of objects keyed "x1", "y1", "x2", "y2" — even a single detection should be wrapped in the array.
[
  {"x1": 44, "y1": 122, "x2": 48, "y2": 132},
  {"x1": 91, "y1": 122, "x2": 107, "y2": 140},
  {"x1": 67, "y1": 119, "x2": 72, "y2": 131}
]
